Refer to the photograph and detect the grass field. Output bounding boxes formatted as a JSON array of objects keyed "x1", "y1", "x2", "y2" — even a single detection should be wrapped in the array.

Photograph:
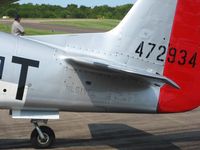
[
  {"x1": 0, "y1": 24, "x2": 10, "y2": 33},
  {"x1": 0, "y1": 19, "x2": 120, "y2": 35},
  {"x1": 0, "y1": 23, "x2": 63, "y2": 35},
  {"x1": 43, "y1": 19, "x2": 120, "y2": 30}
]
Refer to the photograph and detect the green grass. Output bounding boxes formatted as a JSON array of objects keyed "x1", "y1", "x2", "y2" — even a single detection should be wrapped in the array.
[
  {"x1": 25, "y1": 28, "x2": 63, "y2": 35},
  {"x1": 0, "y1": 23, "x2": 10, "y2": 33},
  {"x1": 0, "y1": 23, "x2": 63, "y2": 35},
  {"x1": 0, "y1": 19, "x2": 120, "y2": 35},
  {"x1": 44, "y1": 19, "x2": 120, "y2": 30}
]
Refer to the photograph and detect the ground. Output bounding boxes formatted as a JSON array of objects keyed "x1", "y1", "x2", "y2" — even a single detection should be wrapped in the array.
[
  {"x1": 0, "y1": 19, "x2": 199, "y2": 150},
  {"x1": 0, "y1": 19, "x2": 119, "y2": 34},
  {"x1": 0, "y1": 109, "x2": 200, "y2": 150}
]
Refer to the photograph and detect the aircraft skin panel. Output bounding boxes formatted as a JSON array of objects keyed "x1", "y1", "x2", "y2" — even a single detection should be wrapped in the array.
[
  {"x1": 0, "y1": 81, "x2": 27, "y2": 109},
  {"x1": 110, "y1": 0, "x2": 178, "y2": 75},
  {"x1": 0, "y1": 33, "x2": 159, "y2": 113},
  {"x1": 158, "y1": 0, "x2": 200, "y2": 113},
  {"x1": 24, "y1": 64, "x2": 159, "y2": 113}
]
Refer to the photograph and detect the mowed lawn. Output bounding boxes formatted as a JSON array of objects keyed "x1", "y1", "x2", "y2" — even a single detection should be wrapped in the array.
[
  {"x1": 44, "y1": 19, "x2": 120, "y2": 30},
  {"x1": 0, "y1": 23, "x2": 63, "y2": 35},
  {"x1": 0, "y1": 19, "x2": 120, "y2": 35}
]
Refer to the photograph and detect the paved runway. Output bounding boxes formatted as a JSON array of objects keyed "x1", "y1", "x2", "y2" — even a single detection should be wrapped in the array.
[{"x1": 0, "y1": 108, "x2": 200, "y2": 150}]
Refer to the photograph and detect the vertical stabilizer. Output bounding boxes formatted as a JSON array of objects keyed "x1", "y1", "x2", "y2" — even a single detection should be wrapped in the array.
[{"x1": 106, "y1": 0, "x2": 178, "y2": 75}]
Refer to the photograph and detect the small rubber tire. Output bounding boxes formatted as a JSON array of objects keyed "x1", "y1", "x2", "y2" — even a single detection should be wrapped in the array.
[{"x1": 30, "y1": 126, "x2": 55, "y2": 149}]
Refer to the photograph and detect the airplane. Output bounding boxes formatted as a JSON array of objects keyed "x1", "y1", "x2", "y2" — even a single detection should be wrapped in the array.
[{"x1": 0, "y1": 0, "x2": 200, "y2": 148}]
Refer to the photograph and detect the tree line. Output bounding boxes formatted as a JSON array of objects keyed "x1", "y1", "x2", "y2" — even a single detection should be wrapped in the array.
[{"x1": 0, "y1": 3, "x2": 133, "y2": 19}]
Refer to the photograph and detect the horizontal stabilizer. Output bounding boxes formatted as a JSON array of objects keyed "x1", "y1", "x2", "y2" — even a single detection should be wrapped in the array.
[{"x1": 66, "y1": 56, "x2": 180, "y2": 89}]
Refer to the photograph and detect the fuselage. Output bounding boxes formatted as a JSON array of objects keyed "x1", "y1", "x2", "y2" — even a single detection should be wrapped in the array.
[{"x1": 0, "y1": 32, "x2": 160, "y2": 113}]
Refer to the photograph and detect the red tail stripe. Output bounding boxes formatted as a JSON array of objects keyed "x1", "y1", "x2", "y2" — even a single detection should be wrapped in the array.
[{"x1": 158, "y1": 0, "x2": 200, "y2": 113}]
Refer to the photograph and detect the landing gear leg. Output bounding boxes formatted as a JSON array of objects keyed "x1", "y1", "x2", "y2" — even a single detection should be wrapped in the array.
[{"x1": 30, "y1": 120, "x2": 55, "y2": 149}]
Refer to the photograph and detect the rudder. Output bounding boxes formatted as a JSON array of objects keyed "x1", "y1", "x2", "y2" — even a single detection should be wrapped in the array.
[{"x1": 158, "y1": 0, "x2": 200, "y2": 113}]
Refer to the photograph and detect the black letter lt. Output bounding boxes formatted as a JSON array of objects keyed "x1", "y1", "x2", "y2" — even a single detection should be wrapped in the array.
[
  {"x1": 12, "y1": 56, "x2": 39, "y2": 100},
  {"x1": 0, "y1": 57, "x2": 5, "y2": 79}
]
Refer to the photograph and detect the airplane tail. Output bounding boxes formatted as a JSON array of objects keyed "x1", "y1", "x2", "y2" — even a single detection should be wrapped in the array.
[
  {"x1": 157, "y1": 0, "x2": 200, "y2": 113},
  {"x1": 108, "y1": 0, "x2": 177, "y2": 74},
  {"x1": 26, "y1": 0, "x2": 200, "y2": 113},
  {"x1": 109, "y1": 0, "x2": 200, "y2": 113},
  {"x1": 107, "y1": 0, "x2": 200, "y2": 113}
]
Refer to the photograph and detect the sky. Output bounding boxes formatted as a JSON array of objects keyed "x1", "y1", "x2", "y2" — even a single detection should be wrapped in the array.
[{"x1": 19, "y1": 0, "x2": 137, "y2": 7}]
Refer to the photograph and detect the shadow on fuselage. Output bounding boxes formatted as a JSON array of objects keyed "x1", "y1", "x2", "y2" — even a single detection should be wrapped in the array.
[{"x1": 0, "y1": 123, "x2": 199, "y2": 149}]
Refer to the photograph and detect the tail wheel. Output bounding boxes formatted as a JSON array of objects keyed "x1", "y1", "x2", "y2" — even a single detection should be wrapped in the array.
[{"x1": 30, "y1": 126, "x2": 55, "y2": 149}]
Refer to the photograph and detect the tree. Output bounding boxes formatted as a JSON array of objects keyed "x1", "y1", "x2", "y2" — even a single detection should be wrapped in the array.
[{"x1": 0, "y1": 3, "x2": 133, "y2": 19}]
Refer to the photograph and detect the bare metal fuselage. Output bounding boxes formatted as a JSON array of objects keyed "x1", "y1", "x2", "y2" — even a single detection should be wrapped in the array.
[{"x1": 0, "y1": 33, "x2": 159, "y2": 113}]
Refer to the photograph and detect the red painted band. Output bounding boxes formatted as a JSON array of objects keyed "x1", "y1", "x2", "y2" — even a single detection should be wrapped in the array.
[{"x1": 158, "y1": 0, "x2": 200, "y2": 113}]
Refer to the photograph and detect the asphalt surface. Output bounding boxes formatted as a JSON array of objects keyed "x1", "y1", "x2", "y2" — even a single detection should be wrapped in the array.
[
  {"x1": 0, "y1": 109, "x2": 200, "y2": 150},
  {"x1": 0, "y1": 19, "x2": 200, "y2": 150}
]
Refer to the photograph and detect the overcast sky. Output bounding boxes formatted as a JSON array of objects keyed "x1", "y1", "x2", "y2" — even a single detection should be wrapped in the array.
[{"x1": 19, "y1": 0, "x2": 137, "y2": 7}]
